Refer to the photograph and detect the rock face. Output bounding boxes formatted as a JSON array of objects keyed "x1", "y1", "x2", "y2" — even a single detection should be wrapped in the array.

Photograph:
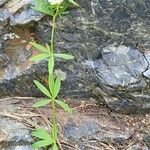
[
  {"x1": 0, "y1": 0, "x2": 150, "y2": 114},
  {"x1": 0, "y1": 0, "x2": 43, "y2": 25},
  {"x1": 143, "y1": 134, "x2": 150, "y2": 148},
  {"x1": 63, "y1": 121, "x2": 132, "y2": 144},
  {"x1": 92, "y1": 45, "x2": 150, "y2": 113}
]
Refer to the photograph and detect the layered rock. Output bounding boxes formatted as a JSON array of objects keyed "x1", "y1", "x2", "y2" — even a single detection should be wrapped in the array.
[
  {"x1": 0, "y1": 0, "x2": 150, "y2": 113},
  {"x1": 91, "y1": 45, "x2": 150, "y2": 113}
]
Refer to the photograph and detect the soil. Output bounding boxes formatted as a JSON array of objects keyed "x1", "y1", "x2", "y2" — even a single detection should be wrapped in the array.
[{"x1": 0, "y1": 97, "x2": 149, "y2": 150}]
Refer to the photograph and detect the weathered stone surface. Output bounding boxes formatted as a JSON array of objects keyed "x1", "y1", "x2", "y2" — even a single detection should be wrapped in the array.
[
  {"x1": 0, "y1": 0, "x2": 6, "y2": 5},
  {"x1": 10, "y1": 9, "x2": 43, "y2": 26},
  {"x1": 0, "y1": 98, "x2": 39, "y2": 150},
  {"x1": 2, "y1": 145, "x2": 32, "y2": 150},
  {"x1": 63, "y1": 118, "x2": 132, "y2": 150},
  {"x1": 143, "y1": 134, "x2": 150, "y2": 148},
  {"x1": 0, "y1": 0, "x2": 7, "y2": 6},
  {"x1": 0, "y1": 118, "x2": 32, "y2": 143},
  {"x1": 63, "y1": 121, "x2": 131, "y2": 144},
  {"x1": 143, "y1": 53, "x2": 150, "y2": 78},
  {"x1": 0, "y1": 9, "x2": 10, "y2": 22},
  {"x1": 63, "y1": 122, "x2": 101, "y2": 142},
  {"x1": 0, "y1": 99, "x2": 32, "y2": 146},
  {"x1": 0, "y1": 54, "x2": 11, "y2": 69},
  {"x1": 127, "y1": 144, "x2": 149, "y2": 150},
  {"x1": 95, "y1": 45, "x2": 147, "y2": 86},
  {"x1": 0, "y1": 0, "x2": 149, "y2": 113},
  {"x1": 91, "y1": 45, "x2": 150, "y2": 114},
  {"x1": 0, "y1": 0, "x2": 43, "y2": 26}
]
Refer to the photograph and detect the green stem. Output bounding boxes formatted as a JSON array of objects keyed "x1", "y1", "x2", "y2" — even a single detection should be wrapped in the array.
[
  {"x1": 50, "y1": 6, "x2": 59, "y2": 54},
  {"x1": 50, "y1": 7, "x2": 60, "y2": 142},
  {"x1": 50, "y1": 15, "x2": 56, "y2": 54},
  {"x1": 52, "y1": 98, "x2": 57, "y2": 140}
]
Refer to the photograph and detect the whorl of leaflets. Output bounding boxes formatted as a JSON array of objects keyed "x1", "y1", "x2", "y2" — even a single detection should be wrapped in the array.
[{"x1": 48, "y1": 0, "x2": 63, "y2": 5}]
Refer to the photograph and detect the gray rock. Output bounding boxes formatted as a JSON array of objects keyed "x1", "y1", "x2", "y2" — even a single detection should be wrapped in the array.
[
  {"x1": 2, "y1": 145, "x2": 32, "y2": 150},
  {"x1": 63, "y1": 122, "x2": 101, "y2": 142},
  {"x1": 0, "y1": 54, "x2": 11, "y2": 69},
  {"x1": 10, "y1": 8, "x2": 43, "y2": 26},
  {"x1": 63, "y1": 121, "x2": 132, "y2": 149},
  {"x1": 0, "y1": 0, "x2": 43, "y2": 26},
  {"x1": 143, "y1": 53, "x2": 150, "y2": 78},
  {"x1": 0, "y1": 0, "x2": 149, "y2": 114},
  {"x1": 143, "y1": 134, "x2": 150, "y2": 148},
  {"x1": 92, "y1": 45, "x2": 150, "y2": 114},
  {"x1": 0, "y1": 0, "x2": 7, "y2": 5},
  {"x1": 0, "y1": 98, "x2": 44, "y2": 150},
  {"x1": 0, "y1": 118, "x2": 32, "y2": 143},
  {"x1": 143, "y1": 146, "x2": 150, "y2": 150},
  {"x1": 95, "y1": 132, "x2": 131, "y2": 143},
  {"x1": 0, "y1": 9, "x2": 10, "y2": 22},
  {"x1": 95, "y1": 45, "x2": 148, "y2": 87},
  {"x1": 0, "y1": 119, "x2": 34, "y2": 150},
  {"x1": 127, "y1": 144, "x2": 147, "y2": 150}
]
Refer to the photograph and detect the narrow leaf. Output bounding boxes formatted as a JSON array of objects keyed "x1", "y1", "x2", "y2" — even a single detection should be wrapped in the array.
[
  {"x1": 32, "y1": 0, "x2": 54, "y2": 16},
  {"x1": 32, "y1": 99, "x2": 52, "y2": 108},
  {"x1": 68, "y1": 0, "x2": 79, "y2": 6},
  {"x1": 53, "y1": 76, "x2": 61, "y2": 98},
  {"x1": 30, "y1": 42, "x2": 49, "y2": 53},
  {"x1": 48, "y1": 56, "x2": 54, "y2": 75},
  {"x1": 33, "y1": 6, "x2": 53, "y2": 16},
  {"x1": 32, "y1": 140, "x2": 53, "y2": 148},
  {"x1": 31, "y1": 128, "x2": 52, "y2": 140},
  {"x1": 59, "y1": 2, "x2": 70, "y2": 15},
  {"x1": 31, "y1": 53, "x2": 50, "y2": 61},
  {"x1": 34, "y1": 80, "x2": 51, "y2": 98},
  {"x1": 61, "y1": 11, "x2": 69, "y2": 15},
  {"x1": 56, "y1": 100, "x2": 72, "y2": 113},
  {"x1": 53, "y1": 143, "x2": 58, "y2": 150},
  {"x1": 54, "y1": 53, "x2": 74, "y2": 60},
  {"x1": 46, "y1": 43, "x2": 51, "y2": 53},
  {"x1": 49, "y1": 74, "x2": 55, "y2": 96}
]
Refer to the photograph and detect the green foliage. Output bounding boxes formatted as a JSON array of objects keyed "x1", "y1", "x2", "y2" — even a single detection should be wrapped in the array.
[
  {"x1": 32, "y1": 0, "x2": 79, "y2": 17},
  {"x1": 48, "y1": 55, "x2": 54, "y2": 75},
  {"x1": 34, "y1": 80, "x2": 51, "y2": 98},
  {"x1": 52, "y1": 123, "x2": 57, "y2": 140},
  {"x1": 53, "y1": 76, "x2": 61, "y2": 98},
  {"x1": 31, "y1": 53, "x2": 50, "y2": 61},
  {"x1": 54, "y1": 53, "x2": 74, "y2": 60},
  {"x1": 31, "y1": 0, "x2": 78, "y2": 149},
  {"x1": 68, "y1": 0, "x2": 79, "y2": 6},
  {"x1": 30, "y1": 42, "x2": 49, "y2": 53},
  {"x1": 49, "y1": 74, "x2": 55, "y2": 96},
  {"x1": 32, "y1": 128, "x2": 54, "y2": 148},
  {"x1": 32, "y1": 0, "x2": 54, "y2": 16},
  {"x1": 53, "y1": 142, "x2": 58, "y2": 150},
  {"x1": 34, "y1": 76, "x2": 61, "y2": 99},
  {"x1": 30, "y1": 42, "x2": 51, "y2": 61},
  {"x1": 56, "y1": 100, "x2": 72, "y2": 113},
  {"x1": 32, "y1": 99, "x2": 52, "y2": 107}
]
